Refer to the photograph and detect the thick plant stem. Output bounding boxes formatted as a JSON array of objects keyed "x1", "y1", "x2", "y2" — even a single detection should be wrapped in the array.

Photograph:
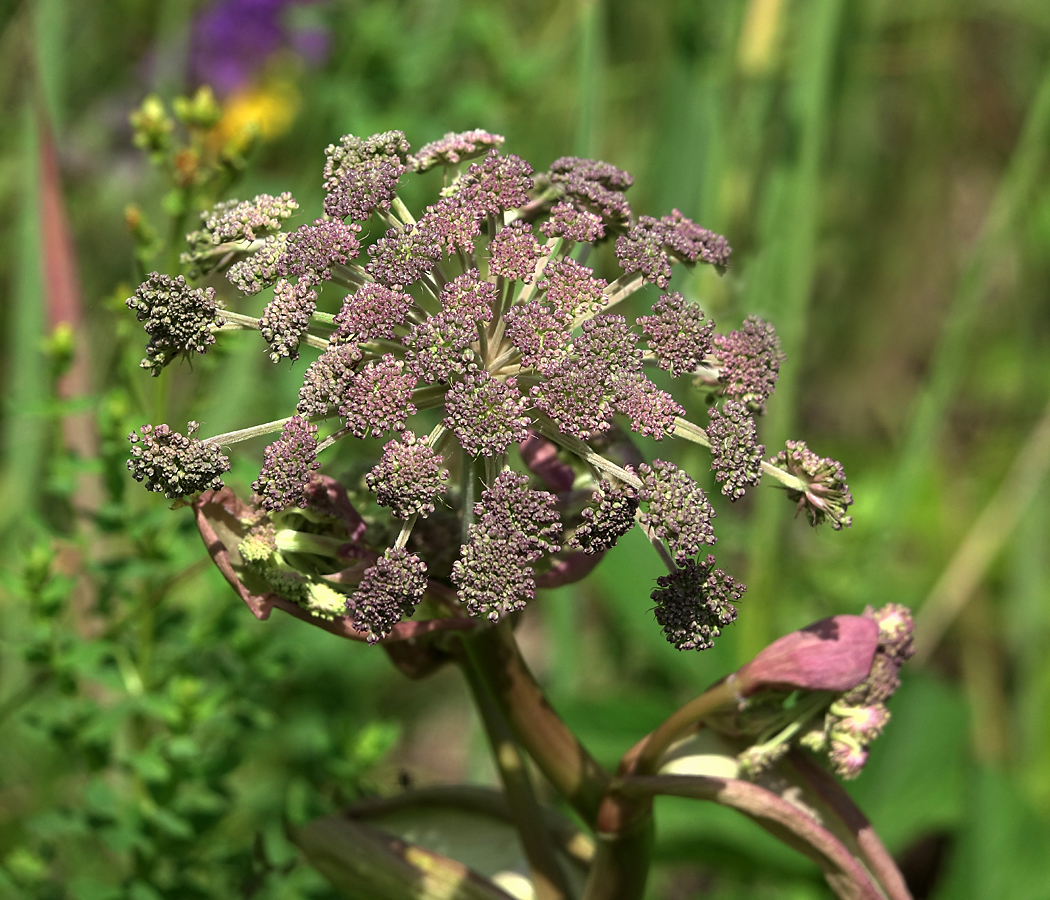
[
  {"x1": 630, "y1": 678, "x2": 740, "y2": 776},
  {"x1": 461, "y1": 622, "x2": 610, "y2": 828},
  {"x1": 581, "y1": 796, "x2": 653, "y2": 900},
  {"x1": 458, "y1": 639, "x2": 574, "y2": 900}
]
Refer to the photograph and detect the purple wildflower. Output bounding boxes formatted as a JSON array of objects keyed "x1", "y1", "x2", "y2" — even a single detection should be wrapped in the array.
[
  {"x1": 126, "y1": 273, "x2": 224, "y2": 375},
  {"x1": 650, "y1": 554, "x2": 743, "y2": 651},
  {"x1": 280, "y1": 217, "x2": 361, "y2": 282},
  {"x1": 338, "y1": 354, "x2": 416, "y2": 438},
  {"x1": 440, "y1": 268, "x2": 498, "y2": 322},
  {"x1": 768, "y1": 440, "x2": 853, "y2": 530},
  {"x1": 127, "y1": 422, "x2": 230, "y2": 498},
  {"x1": 828, "y1": 738, "x2": 869, "y2": 780},
  {"x1": 253, "y1": 415, "x2": 320, "y2": 510},
  {"x1": 637, "y1": 292, "x2": 714, "y2": 377},
  {"x1": 452, "y1": 471, "x2": 561, "y2": 621},
  {"x1": 540, "y1": 200, "x2": 605, "y2": 243},
  {"x1": 365, "y1": 432, "x2": 449, "y2": 519},
  {"x1": 227, "y1": 232, "x2": 287, "y2": 295},
  {"x1": 489, "y1": 220, "x2": 543, "y2": 283},
  {"x1": 332, "y1": 283, "x2": 414, "y2": 344},
  {"x1": 322, "y1": 131, "x2": 410, "y2": 222},
  {"x1": 296, "y1": 342, "x2": 362, "y2": 417},
  {"x1": 638, "y1": 459, "x2": 716, "y2": 563},
  {"x1": 444, "y1": 370, "x2": 531, "y2": 457},
  {"x1": 351, "y1": 548, "x2": 428, "y2": 644},
  {"x1": 569, "y1": 480, "x2": 639, "y2": 554},
  {"x1": 613, "y1": 374, "x2": 683, "y2": 440},
  {"x1": 711, "y1": 315, "x2": 782, "y2": 414},
  {"x1": 409, "y1": 129, "x2": 505, "y2": 173},
  {"x1": 366, "y1": 223, "x2": 442, "y2": 288},
  {"x1": 616, "y1": 213, "x2": 732, "y2": 289},
  {"x1": 259, "y1": 278, "x2": 317, "y2": 363},
  {"x1": 706, "y1": 400, "x2": 764, "y2": 500}
]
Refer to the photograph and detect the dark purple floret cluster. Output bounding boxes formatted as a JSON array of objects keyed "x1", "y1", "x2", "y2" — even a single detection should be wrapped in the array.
[
  {"x1": 127, "y1": 422, "x2": 230, "y2": 498},
  {"x1": 419, "y1": 195, "x2": 482, "y2": 255},
  {"x1": 253, "y1": 416, "x2": 320, "y2": 510},
  {"x1": 332, "y1": 283, "x2": 414, "y2": 344},
  {"x1": 296, "y1": 342, "x2": 362, "y2": 417},
  {"x1": 638, "y1": 292, "x2": 714, "y2": 377},
  {"x1": 613, "y1": 375, "x2": 683, "y2": 440},
  {"x1": 768, "y1": 439, "x2": 853, "y2": 530},
  {"x1": 544, "y1": 258, "x2": 606, "y2": 320},
  {"x1": 126, "y1": 273, "x2": 224, "y2": 375},
  {"x1": 452, "y1": 471, "x2": 561, "y2": 621},
  {"x1": 548, "y1": 156, "x2": 633, "y2": 232},
  {"x1": 616, "y1": 211, "x2": 732, "y2": 290},
  {"x1": 322, "y1": 131, "x2": 410, "y2": 222},
  {"x1": 227, "y1": 232, "x2": 287, "y2": 295},
  {"x1": 366, "y1": 432, "x2": 449, "y2": 519},
  {"x1": 444, "y1": 370, "x2": 530, "y2": 457},
  {"x1": 350, "y1": 548, "x2": 428, "y2": 644},
  {"x1": 409, "y1": 129, "x2": 505, "y2": 172},
  {"x1": 260, "y1": 278, "x2": 317, "y2": 363},
  {"x1": 504, "y1": 301, "x2": 572, "y2": 370},
  {"x1": 650, "y1": 555, "x2": 744, "y2": 651},
  {"x1": 638, "y1": 459, "x2": 716, "y2": 563},
  {"x1": 706, "y1": 400, "x2": 764, "y2": 500},
  {"x1": 450, "y1": 151, "x2": 533, "y2": 218},
  {"x1": 540, "y1": 201, "x2": 605, "y2": 243},
  {"x1": 338, "y1": 354, "x2": 416, "y2": 438},
  {"x1": 489, "y1": 221, "x2": 543, "y2": 283},
  {"x1": 280, "y1": 218, "x2": 361, "y2": 283},
  {"x1": 712, "y1": 315, "x2": 782, "y2": 414},
  {"x1": 569, "y1": 480, "x2": 639, "y2": 554}
]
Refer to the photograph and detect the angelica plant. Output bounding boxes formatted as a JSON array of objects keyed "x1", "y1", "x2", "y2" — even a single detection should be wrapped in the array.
[{"x1": 124, "y1": 119, "x2": 909, "y2": 900}]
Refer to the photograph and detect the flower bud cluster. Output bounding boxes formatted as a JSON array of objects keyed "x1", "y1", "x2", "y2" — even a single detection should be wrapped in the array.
[
  {"x1": 768, "y1": 439, "x2": 854, "y2": 530},
  {"x1": 126, "y1": 273, "x2": 224, "y2": 375}
]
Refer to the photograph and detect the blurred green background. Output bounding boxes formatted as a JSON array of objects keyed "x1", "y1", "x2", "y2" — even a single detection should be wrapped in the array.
[{"x1": 2, "y1": 0, "x2": 1050, "y2": 897}]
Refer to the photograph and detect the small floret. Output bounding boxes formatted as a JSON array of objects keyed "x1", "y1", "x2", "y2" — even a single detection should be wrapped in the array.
[
  {"x1": 280, "y1": 217, "x2": 361, "y2": 283},
  {"x1": 259, "y1": 278, "x2": 317, "y2": 363},
  {"x1": 650, "y1": 554, "x2": 743, "y2": 651},
  {"x1": 548, "y1": 157, "x2": 633, "y2": 232},
  {"x1": 187, "y1": 192, "x2": 298, "y2": 253},
  {"x1": 450, "y1": 151, "x2": 533, "y2": 218},
  {"x1": 126, "y1": 273, "x2": 224, "y2": 375},
  {"x1": 365, "y1": 432, "x2": 449, "y2": 519},
  {"x1": 338, "y1": 354, "x2": 416, "y2": 438},
  {"x1": 127, "y1": 422, "x2": 230, "y2": 498},
  {"x1": 444, "y1": 370, "x2": 530, "y2": 458},
  {"x1": 332, "y1": 283, "x2": 415, "y2": 344},
  {"x1": 351, "y1": 548, "x2": 428, "y2": 644},
  {"x1": 297, "y1": 343, "x2": 363, "y2": 417},
  {"x1": 322, "y1": 131, "x2": 410, "y2": 222},
  {"x1": 637, "y1": 292, "x2": 714, "y2": 377},
  {"x1": 711, "y1": 315, "x2": 782, "y2": 414},
  {"x1": 540, "y1": 201, "x2": 605, "y2": 243},
  {"x1": 569, "y1": 480, "x2": 639, "y2": 554},
  {"x1": 452, "y1": 471, "x2": 561, "y2": 620},
  {"x1": 489, "y1": 220, "x2": 543, "y2": 283},
  {"x1": 252, "y1": 416, "x2": 321, "y2": 511},
  {"x1": 768, "y1": 440, "x2": 853, "y2": 529},
  {"x1": 638, "y1": 459, "x2": 716, "y2": 563},
  {"x1": 366, "y1": 223, "x2": 442, "y2": 288},
  {"x1": 227, "y1": 233, "x2": 287, "y2": 295},
  {"x1": 409, "y1": 129, "x2": 505, "y2": 172},
  {"x1": 613, "y1": 375, "x2": 683, "y2": 440},
  {"x1": 706, "y1": 400, "x2": 764, "y2": 500}
]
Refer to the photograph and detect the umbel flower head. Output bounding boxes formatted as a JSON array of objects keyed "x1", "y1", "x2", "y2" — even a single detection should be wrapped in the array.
[{"x1": 125, "y1": 127, "x2": 856, "y2": 649}]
